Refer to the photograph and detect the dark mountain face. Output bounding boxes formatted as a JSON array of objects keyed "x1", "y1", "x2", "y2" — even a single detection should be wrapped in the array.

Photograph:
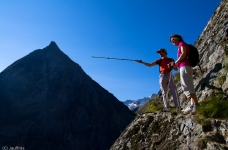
[{"x1": 0, "y1": 41, "x2": 135, "y2": 150}]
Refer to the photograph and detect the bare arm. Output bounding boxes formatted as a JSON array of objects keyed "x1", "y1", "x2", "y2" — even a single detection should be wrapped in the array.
[
  {"x1": 142, "y1": 61, "x2": 157, "y2": 67},
  {"x1": 136, "y1": 60, "x2": 157, "y2": 67},
  {"x1": 175, "y1": 45, "x2": 187, "y2": 64}
]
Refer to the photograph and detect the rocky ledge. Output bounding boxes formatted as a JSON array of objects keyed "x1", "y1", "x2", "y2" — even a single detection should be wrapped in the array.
[{"x1": 110, "y1": 111, "x2": 228, "y2": 150}]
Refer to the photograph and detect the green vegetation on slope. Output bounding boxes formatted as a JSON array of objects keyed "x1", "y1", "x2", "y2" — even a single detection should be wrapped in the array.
[
  {"x1": 197, "y1": 94, "x2": 228, "y2": 119},
  {"x1": 145, "y1": 97, "x2": 163, "y2": 113}
]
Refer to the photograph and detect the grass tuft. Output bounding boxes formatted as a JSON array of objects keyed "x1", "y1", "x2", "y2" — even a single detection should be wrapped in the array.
[
  {"x1": 197, "y1": 95, "x2": 228, "y2": 119},
  {"x1": 218, "y1": 75, "x2": 226, "y2": 86},
  {"x1": 146, "y1": 97, "x2": 163, "y2": 113},
  {"x1": 197, "y1": 138, "x2": 209, "y2": 149},
  {"x1": 225, "y1": 64, "x2": 228, "y2": 72},
  {"x1": 220, "y1": 40, "x2": 228, "y2": 56},
  {"x1": 173, "y1": 72, "x2": 180, "y2": 82},
  {"x1": 193, "y1": 116, "x2": 212, "y2": 132}
]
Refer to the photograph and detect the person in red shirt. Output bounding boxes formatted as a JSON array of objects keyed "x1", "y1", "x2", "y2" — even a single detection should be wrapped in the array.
[{"x1": 137, "y1": 48, "x2": 180, "y2": 111}]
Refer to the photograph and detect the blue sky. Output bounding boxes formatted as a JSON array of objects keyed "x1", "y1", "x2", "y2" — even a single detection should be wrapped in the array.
[{"x1": 0, "y1": 0, "x2": 221, "y2": 101}]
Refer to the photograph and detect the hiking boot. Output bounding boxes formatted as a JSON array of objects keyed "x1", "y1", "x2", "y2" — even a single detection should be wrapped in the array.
[
  {"x1": 181, "y1": 105, "x2": 193, "y2": 115},
  {"x1": 190, "y1": 104, "x2": 198, "y2": 115}
]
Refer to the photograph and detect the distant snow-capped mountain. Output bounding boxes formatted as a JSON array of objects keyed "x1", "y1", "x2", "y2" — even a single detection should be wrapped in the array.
[
  {"x1": 123, "y1": 100, "x2": 135, "y2": 106},
  {"x1": 123, "y1": 94, "x2": 157, "y2": 111}
]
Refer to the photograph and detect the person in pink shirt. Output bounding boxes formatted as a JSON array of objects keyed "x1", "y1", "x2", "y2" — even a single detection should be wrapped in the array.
[{"x1": 169, "y1": 34, "x2": 199, "y2": 115}]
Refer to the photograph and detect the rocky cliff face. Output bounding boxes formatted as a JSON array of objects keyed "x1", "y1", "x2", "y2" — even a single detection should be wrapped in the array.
[
  {"x1": 110, "y1": 0, "x2": 228, "y2": 149},
  {"x1": 110, "y1": 113, "x2": 228, "y2": 150},
  {"x1": 0, "y1": 41, "x2": 135, "y2": 150},
  {"x1": 193, "y1": 0, "x2": 228, "y2": 102}
]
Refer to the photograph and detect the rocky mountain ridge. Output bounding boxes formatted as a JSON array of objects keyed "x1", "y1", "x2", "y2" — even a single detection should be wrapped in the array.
[
  {"x1": 110, "y1": 113, "x2": 228, "y2": 150},
  {"x1": 110, "y1": 0, "x2": 228, "y2": 149},
  {"x1": 0, "y1": 41, "x2": 135, "y2": 150}
]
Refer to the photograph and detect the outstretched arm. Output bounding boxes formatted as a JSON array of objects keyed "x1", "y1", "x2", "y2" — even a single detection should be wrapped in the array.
[{"x1": 136, "y1": 60, "x2": 157, "y2": 67}]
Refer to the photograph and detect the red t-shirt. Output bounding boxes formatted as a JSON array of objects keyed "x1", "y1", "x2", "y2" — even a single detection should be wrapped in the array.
[{"x1": 155, "y1": 57, "x2": 174, "y2": 74}]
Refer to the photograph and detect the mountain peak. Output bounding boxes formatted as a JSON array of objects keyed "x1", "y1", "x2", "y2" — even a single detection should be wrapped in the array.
[
  {"x1": 49, "y1": 41, "x2": 57, "y2": 46},
  {"x1": 45, "y1": 41, "x2": 60, "y2": 50},
  {"x1": 0, "y1": 41, "x2": 135, "y2": 149},
  {"x1": 41, "y1": 41, "x2": 68, "y2": 59}
]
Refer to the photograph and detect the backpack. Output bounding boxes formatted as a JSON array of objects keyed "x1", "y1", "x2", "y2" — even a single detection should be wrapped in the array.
[
  {"x1": 187, "y1": 44, "x2": 202, "y2": 72},
  {"x1": 187, "y1": 44, "x2": 199, "y2": 67}
]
